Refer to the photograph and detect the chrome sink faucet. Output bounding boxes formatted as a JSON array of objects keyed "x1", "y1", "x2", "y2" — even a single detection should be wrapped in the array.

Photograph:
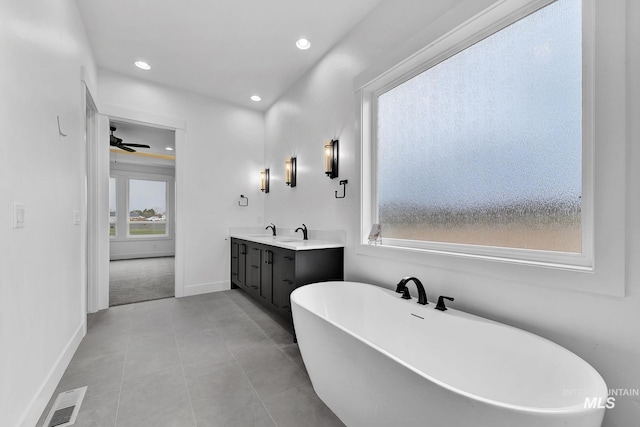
[
  {"x1": 395, "y1": 276, "x2": 428, "y2": 305},
  {"x1": 295, "y1": 224, "x2": 308, "y2": 240},
  {"x1": 265, "y1": 223, "x2": 276, "y2": 236}
]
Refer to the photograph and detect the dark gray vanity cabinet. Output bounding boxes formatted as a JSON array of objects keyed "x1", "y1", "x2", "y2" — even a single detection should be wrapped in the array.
[
  {"x1": 246, "y1": 245, "x2": 262, "y2": 295},
  {"x1": 230, "y1": 240, "x2": 246, "y2": 288},
  {"x1": 259, "y1": 248, "x2": 275, "y2": 304},
  {"x1": 230, "y1": 238, "x2": 343, "y2": 323}
]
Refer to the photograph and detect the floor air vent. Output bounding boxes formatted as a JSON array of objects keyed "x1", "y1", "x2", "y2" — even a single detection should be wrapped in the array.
[{"x1": 42, "y1": 386, "x2": 87, "y2": 427}]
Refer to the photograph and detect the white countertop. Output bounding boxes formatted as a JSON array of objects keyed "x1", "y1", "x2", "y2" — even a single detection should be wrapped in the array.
[{"x1": 230, "y1": 233, "x2": 344, "y2": 251}]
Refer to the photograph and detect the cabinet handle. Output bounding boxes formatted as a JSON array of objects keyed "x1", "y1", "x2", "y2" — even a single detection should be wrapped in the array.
[
  {"x1": 251, "y1": 265, "x2": 259, "y2": 269},
  {"x1": 283, "y1": 279, "x2": 293, "y2": 285},
  {"x1": 232, "y1": 273, "x2": 237, "y2": 276},
  {"x1": 284, "y1": 256, "x2": 294, "y2": 260}
]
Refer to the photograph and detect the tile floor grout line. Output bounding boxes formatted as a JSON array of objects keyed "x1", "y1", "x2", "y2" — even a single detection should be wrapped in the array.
[
  {"x1": 112, "y1": 315, "x2": 132, "y2": 427},
  {"x1": 211, "y1": 294, "x2": 281, "y2": 427},
  {"x1": 171, "y1": 307, "x2": 199, "y2": 427},
  {"x1": 223, "y1": 291, "x2": 317, "y2": 424},
  {"x1": 234, "y1": 292, "x2": 305, "y2": 373}
]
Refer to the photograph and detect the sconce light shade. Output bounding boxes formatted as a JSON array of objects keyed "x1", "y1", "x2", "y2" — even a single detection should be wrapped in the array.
[
  {"x1": 324, "y1": 139, "x2": 338, "y2": 179},
  {"x1": 260, "y1": 168, "x2": 270, "y2": 193},
  {"x1": 285, "y1": 157, "x2": 297, "y2": 187}
]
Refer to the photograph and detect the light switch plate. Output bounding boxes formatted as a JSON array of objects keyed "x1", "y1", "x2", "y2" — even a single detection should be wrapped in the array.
[{"x1": 13, "y1": 203, "x2": 25, "y2": 228}]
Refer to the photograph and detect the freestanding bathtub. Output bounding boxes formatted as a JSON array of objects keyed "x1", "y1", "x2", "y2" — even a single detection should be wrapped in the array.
[{"x1": 291, "y1": 281, "x2": 607, "y2": 427}]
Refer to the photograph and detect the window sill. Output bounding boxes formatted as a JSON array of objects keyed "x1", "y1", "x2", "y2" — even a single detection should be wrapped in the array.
[
  {"x1": 110, "y1": 236, "x2": 173, "y2": 242},
  {"x1": 356, "y1": 240, "x2": 593, "y2": 273}
]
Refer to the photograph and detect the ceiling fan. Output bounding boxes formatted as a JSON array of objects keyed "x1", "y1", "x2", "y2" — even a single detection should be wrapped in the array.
[{"x1": 110, "y1": 126, "x2": 150, "y2": 152}]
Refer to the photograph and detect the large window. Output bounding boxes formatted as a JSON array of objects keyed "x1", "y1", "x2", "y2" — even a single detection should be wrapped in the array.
[
  {"x1": 366, "y1": 0, "x2": 588, "y2": 265},
  {"x1": 128, "y1": 179, "x2": 168, "y2": 237},
  {"x1": 109, "y1": 171, "x2": 173, "y2": 240}
]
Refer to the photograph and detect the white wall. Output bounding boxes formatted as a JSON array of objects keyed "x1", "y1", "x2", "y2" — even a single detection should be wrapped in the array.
[
  {"x1": 98, "y1": 69, "x2": 265, "y2": 296},
  {"x1": 264, "y1": 0, "x2": 640, "y2": 425},
  {"x1": 0, "y1": 1, "x2": 98, "y2": 426}
]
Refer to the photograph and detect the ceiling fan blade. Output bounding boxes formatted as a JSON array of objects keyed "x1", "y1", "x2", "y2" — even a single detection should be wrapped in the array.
[
  {"x1": 117, "y1": 145, "x2": 136, "y2": 153},
  {"x1": 122, "y1": 143, "x2": 151, "y2": 148},
  {"x1": 110, "y1": 135, "x2": 122, "y2": 145}
]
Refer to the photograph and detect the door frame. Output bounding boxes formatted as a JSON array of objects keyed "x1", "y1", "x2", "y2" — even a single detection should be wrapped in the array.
[{"x1": 90, "y1": 104, "x2": 186, "y2": 310}]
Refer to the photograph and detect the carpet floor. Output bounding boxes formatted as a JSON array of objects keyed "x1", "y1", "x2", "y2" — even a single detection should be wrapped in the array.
[{"x1": 109, "y1": 257, "x2": 174, "y2": 306}]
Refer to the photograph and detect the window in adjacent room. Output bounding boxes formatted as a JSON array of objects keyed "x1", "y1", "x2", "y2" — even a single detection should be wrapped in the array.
[{"x1": 128, "y1": 179, "x2": 168, "y2": 237}]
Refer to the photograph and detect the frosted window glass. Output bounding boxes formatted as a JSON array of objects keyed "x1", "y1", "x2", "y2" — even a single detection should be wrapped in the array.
[{"x1": 377, "y1": 0, "x2": 582, "y2": 252}]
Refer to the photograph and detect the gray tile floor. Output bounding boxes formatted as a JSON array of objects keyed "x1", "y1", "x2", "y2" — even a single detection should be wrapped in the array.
[{"x1": 38, "y1": 290, "x2": 345, "y2": 427}]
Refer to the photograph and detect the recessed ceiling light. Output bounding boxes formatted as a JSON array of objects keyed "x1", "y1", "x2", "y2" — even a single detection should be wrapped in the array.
[
  {"x1": 296, "y1": 38, "x2": 311, "y2": 50},
  {"x1": 250, "y1": 95, "x2": 262, "y2": 102},
  {"x1": 134, "y1": 60, "x2": 151, "y2": 70},
  {"x1": 165, "y1": 147, "x2": 174, "y2": 151}
]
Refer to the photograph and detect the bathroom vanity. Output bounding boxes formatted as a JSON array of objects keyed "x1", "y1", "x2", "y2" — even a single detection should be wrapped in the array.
[{"x1": 230, "y1": 234, "x2": 344, "y2": 323}]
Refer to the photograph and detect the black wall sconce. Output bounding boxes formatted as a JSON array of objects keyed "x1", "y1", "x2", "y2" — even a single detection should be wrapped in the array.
[
  {"x1": 285, "y1": 157, "x2": 297, "y2": 187},
  {"x1": 324, "y1": 139, "x2": 339, "y2": 179},
  {"x1": 260, "y1": 168, "x2": 270, "y2": 193}
]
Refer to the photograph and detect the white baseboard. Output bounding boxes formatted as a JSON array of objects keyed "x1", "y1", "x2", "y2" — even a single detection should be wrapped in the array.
[
  {"x1": 182, "y1": 280, "x2": 230, "y2": 297},
  {"x1": 20, "y1": 322, "x2": 84, "y2": 427},
  {"x1": 110, "y1": 251, "x2": 175, "y2": 261}
]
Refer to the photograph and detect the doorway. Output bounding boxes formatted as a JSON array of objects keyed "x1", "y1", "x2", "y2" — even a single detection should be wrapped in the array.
[{"x1": 108, "y1": 121, "x2": 176, "y2": 306}]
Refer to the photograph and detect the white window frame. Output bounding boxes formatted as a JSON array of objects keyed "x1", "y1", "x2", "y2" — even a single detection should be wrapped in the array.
[
  {"x1": 356, "y1": 0, "x2": 626, "y2": 296},
  {"x1": 109, "y1": 176, "x2": 117, "y2": 238},
  {"x1": 109, "y1": 170, "x2": 175, "y2": 242},
  {"x1": 126, "y1": 176, "x2": 171, "y2": 239}
]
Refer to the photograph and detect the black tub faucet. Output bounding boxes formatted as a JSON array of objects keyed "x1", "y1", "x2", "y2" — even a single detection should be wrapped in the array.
[
  {"x1": 435, "y1": 296, "x2": 454, "y2": 311},
  {"x1": 295, "y1": 224, "x2": 308, "y2": 240},
  {"x1": 395, "y1": 276, "x2": 428, "y2": 305},
  {"x1": 266, "y1": 223, "x2": 276, "y2": 236}
]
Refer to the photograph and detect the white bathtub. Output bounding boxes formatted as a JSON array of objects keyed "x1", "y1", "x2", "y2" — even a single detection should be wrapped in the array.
[{"x1": 291, "y1": 281, "x2": 607, "y2": 427}]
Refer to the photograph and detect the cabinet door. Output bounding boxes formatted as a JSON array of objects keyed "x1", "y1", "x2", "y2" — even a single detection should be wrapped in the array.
[
  {"x1": 237, "y1": 242, "x2": 247, "y2": 287},
  {"x1": 272, "y1": 250, "x2": 296, "y2": 314},
  {"x1": 231, "y1": 240, "x2": 239, "y2": 286},
  {"x1": 260, "y1": 249, "x2": 273, "y2": 303},
  {"x1": 246, "y1": 244, "x2": 262, "y2": 294}
]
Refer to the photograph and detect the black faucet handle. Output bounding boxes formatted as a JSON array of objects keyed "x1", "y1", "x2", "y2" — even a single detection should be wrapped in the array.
[
  {"x1": 435, "y1": 296, "x2": 454, "y2": 311},
  {"x1": 401, "y1": 287, "x2": 412, "y2": 300}
]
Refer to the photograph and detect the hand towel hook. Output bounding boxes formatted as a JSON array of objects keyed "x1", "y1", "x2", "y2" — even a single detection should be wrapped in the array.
[{"x1": 335, "y1": 180, "x2": 348, "y2": 199}]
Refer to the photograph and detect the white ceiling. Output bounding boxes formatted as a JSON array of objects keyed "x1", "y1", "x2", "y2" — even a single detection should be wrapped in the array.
[{"x1": 76, "y1": 0, "x2": 383, "y2": 110}]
